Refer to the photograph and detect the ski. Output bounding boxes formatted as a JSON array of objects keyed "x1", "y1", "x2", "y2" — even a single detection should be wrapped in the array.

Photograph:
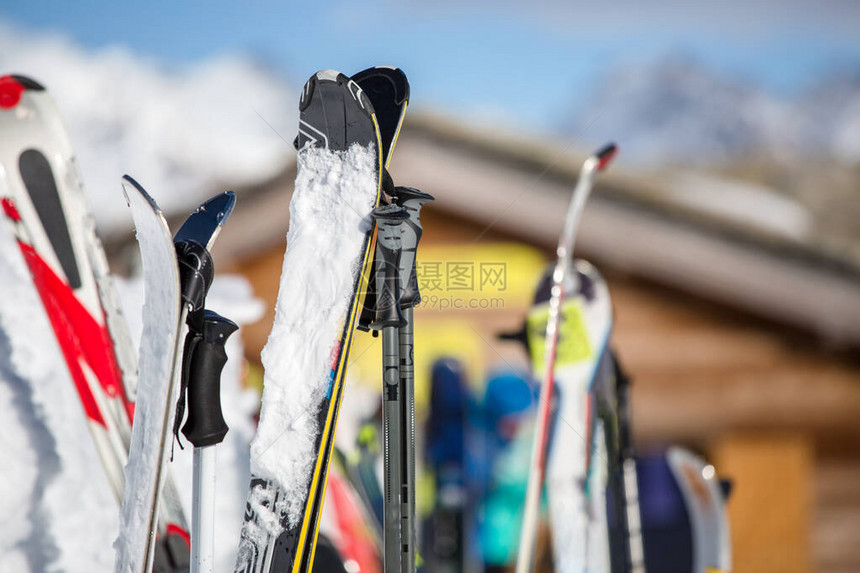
[
  {"x1": 351, "y1": 66, "x2": 409, "y2": 170},
  {"x1": 542, "y1": 262, "x2": 614, "y2": 573},
  {"x1": 0, "y1": 74, "x2": 136, "y2": 495},
  {"x1": 302, "y1": 67, "x2": 411, "y2": 568},
  {"x1": 610, "y1": 354, "x2": 646, "y2": 573},
  {"x1": 325, "y1": 466, "x2": 383, "y2": 573},
  {"x1": 0, "y1": 75, "x2": 190, "y2": 569},
  {"x1": 235, "y1": 70, "x2": 383, "y2": 573},
  {"x1": 515, "y1": 144, "x2": 617, "y2": 573},
  {"x1": 116, "y1": 176, "x2": 234, "y2": 573},
  {"x1": 513, "y1": 261, "x2": 614, "y2": 573},
  {"x1": 424, "y1": 358, "x2": 470, "y2": 573},
  {"x1": 332, "y1": 445, "x2": 384, "y2": 547}
]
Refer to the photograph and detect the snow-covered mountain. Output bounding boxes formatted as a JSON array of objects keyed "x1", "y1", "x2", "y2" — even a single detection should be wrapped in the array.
[
  {"x1": 569, "y1": 58, "x2": 860, "y2": 166},
  {"x1": 0, "y1": 21, "x2": 297, "y2": 234}
]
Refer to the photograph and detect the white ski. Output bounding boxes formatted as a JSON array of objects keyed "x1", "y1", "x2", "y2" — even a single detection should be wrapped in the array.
[{"x1": 516, "y1": 144, "x2": 617, "y2": 573}]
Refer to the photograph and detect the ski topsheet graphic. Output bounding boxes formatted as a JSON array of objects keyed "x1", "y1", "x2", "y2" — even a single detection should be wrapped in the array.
[
  {"x1": 115, "y1": 177, "x2": 235, "y2": 573},
  {"x1": 0, "y1": 75, "x2": 191, "y2": 569},
  {"x1": 235, "y1": 70, "x2": 382, "y2": 573}
]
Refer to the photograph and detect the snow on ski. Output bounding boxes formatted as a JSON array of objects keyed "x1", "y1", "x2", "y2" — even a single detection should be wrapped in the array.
[
  {"x1": 115, "y1": 176, "x2": 183, "y2": 573},
  {"x1": 235, "y1": 70, "x2": 382, "y2": 573},
  {"x1": 116, "y1": 176, "x2": 235, "y2": 573}
]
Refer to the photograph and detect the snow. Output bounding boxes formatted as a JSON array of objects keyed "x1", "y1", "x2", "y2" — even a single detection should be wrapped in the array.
[
  {"x1": 0, "y1": 211, "x2": 263, "y2": 572},
  {"x1": 247, "y1": 143, "x2": 377, "y2": 536},
  {"x1": 0, "y1": 19, "x2": 296, "y2": 234},
  {"x1": 0, "y1": 212, "x2": 118, "y2": 572}
]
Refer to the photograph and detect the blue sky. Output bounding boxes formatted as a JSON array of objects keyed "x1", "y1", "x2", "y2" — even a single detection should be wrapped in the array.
[{"x1": 2, "y1": 1, "x2": 859, "y2": 129}]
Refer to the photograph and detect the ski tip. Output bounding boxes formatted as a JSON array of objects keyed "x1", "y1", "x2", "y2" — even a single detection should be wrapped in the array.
[
  {"x1": 121, "y1": 175, "x2": 160, "y2": 213},
  {"x1": 299, "y1": 69, "x2": 376, "y2": 127},
  {"x1": 315, "y1": 69, "x2": 341, "y2": 83},
  {"x1": 301, "y1": 69, "x2": 374, "y2": 113},
  {"x1": 351, "y1": 66, "x2": 410, "y2": 104},
  {"x1": 593, "y1": 143, "x2": 618, "y2": 172},
  {"x1": 0, "y1": 75, "x2": 46, "y2": 109},
  {"x1": 121, "y1": 174, "x2": 142, "y2": 195}
]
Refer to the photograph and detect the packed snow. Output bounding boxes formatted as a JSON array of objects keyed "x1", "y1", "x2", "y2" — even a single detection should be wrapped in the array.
[
  {"x1": 246, "y1": 143, "x2": 377, "y2": 537},
  {"x1": 0, "y1": 210, "x2": 263, "y2": 572},
  {"x1": 0, "y1": 19, "x2": 296, "y2": 234}
]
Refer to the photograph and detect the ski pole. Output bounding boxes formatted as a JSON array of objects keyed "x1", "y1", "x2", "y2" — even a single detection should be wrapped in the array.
[
  {"x1": 515, "y1": 143, "x2": 617, "y2": 573},
  {"x1": 180, "y1": 310, "x2": 238, "y2": 573},
  {"x1": 370, "y1": 204, "x2": 410, "y2": 572},
  {"x1": 392, "y1": 186, "x2": 434, "y2": 573}
]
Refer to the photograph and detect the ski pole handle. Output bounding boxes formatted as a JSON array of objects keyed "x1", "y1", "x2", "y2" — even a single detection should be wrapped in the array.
[
  {"x1": 175, "y1": 240, "x2": 214, "y2": 311},
  {"x1": 370, "y1": 204, "x2": 409, "y2": 329},
  {"x1": 181, "y1": 310, "x2": 238, "y2": 448},
  {"x1": 393, "y1": 186, "x2": 434, "y2": 308}
]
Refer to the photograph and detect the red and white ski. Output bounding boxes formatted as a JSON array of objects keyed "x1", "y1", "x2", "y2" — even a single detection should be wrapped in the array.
[{"x1": 0, "y1": 75, "x2": 190, "y2": 570}]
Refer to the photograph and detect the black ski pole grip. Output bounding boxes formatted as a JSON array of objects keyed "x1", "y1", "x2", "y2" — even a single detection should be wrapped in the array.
[
  {"x1": 175, "y1": 240, "x2": 214, "y2": 313},
  {"x1": 393, "y1": 186, "x2": 434, "y2": 308},
  {"x1": 181, "y1": 310, "x2": 238, "y2": 448},
  {"x1": 369, "y1": 204, "x2": 409, "y2": 330}
]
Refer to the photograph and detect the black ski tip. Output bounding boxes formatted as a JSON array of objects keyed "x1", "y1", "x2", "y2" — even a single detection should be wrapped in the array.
[
  {"x1": 593, "y1": 142, "x2": 618, "y2": 171},
  {"x1": 296, "y1": 69, "x2": 380, "y2": 155},
  {"x1": 351, "y1": 66, "x2": 409, "y2": 166},
  {"x1": 10, "y1": 75, "x2": 46, "y2": 91},
  {"x1": 351, "y1": 66, "x2": 410, "y2": 105}
]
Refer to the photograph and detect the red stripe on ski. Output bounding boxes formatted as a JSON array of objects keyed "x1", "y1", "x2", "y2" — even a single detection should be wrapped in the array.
[
  {"x1": 1, "y1": 197, "x2": 22, "y2": 221},
  {"x1": 165, "y1": 523, "x2": 191, "y2": 548},
  {"x1": 327, "y1": 471, "x2": 381, "y2": 573},
  {"x1": 0, "y1": 76, "x2": 24, "y2": 109},
  {"x1": 17, "y1": 241, "x2": 131, "y2": 426}
]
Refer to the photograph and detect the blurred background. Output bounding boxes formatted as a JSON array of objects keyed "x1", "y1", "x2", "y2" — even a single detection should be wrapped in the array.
[{"x1": 1, "y1": 2, "x2": 859, "y2": 572}]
